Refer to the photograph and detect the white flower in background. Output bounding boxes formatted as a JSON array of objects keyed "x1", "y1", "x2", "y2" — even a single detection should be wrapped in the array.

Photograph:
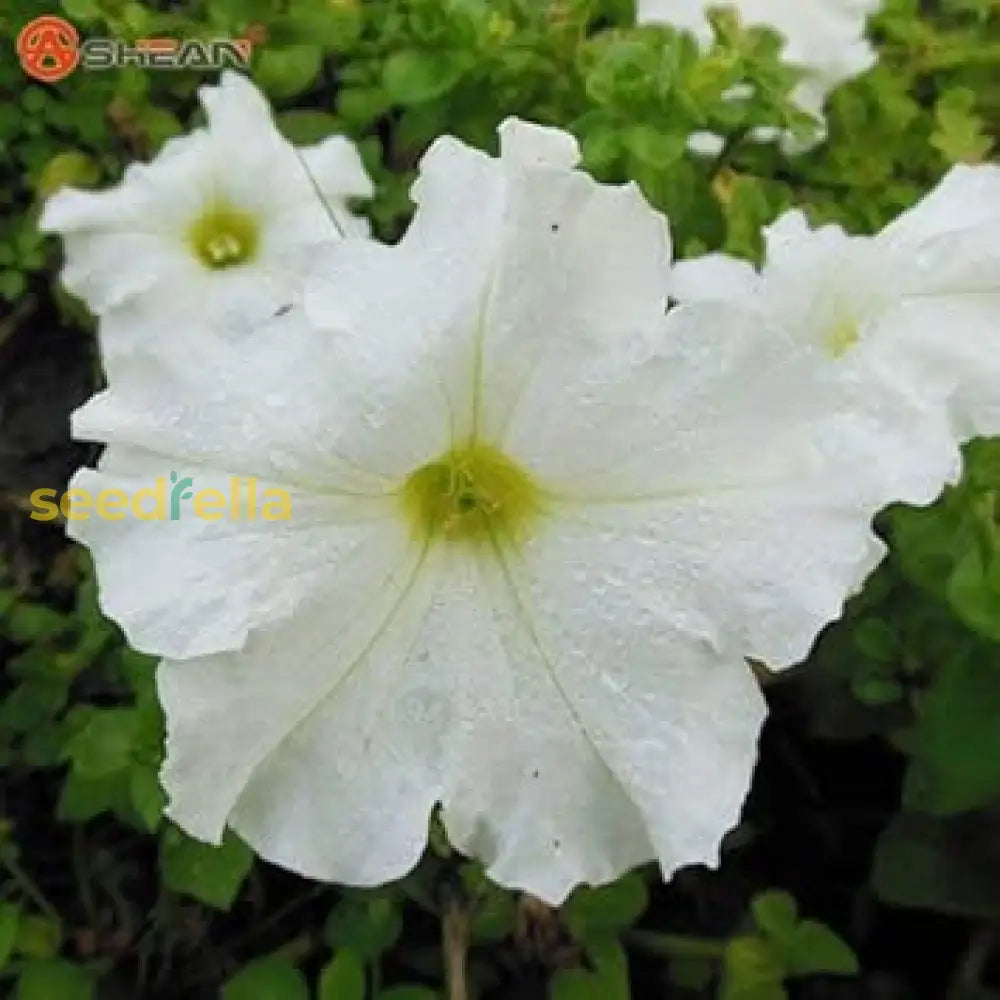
[
  {"x1": 687, "y1": 130, "x2": 727, "y2": 158},
  {"x1": 638, "y1": 0, "x2": 883, "y2": 151},
  {"x1": 71, "y1": 120, "x2": 892, "y2": 904},
  {"x1": 40, "y1": 71, "x2": 372, "y2": 366},
  {"x1": 670, "y1": 164, "x2": 1000, "y2": 500}
]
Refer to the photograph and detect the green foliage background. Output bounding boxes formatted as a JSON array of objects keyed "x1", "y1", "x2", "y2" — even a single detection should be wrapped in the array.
[{"x1": 1, "y1": 0, "x2": 999, "y2": 998}]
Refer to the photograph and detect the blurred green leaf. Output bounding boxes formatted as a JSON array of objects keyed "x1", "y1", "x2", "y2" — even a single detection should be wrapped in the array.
[
  {"x1": 160, "y1": 826, "x2": 253, "y2": 910},
  {"x1": 16, "y1": 959, "x2": 94, "y2": 1000},
  {"x1": 222, "y1": 957, "x2": 310, "y2": 1000},
  {"x1": 904, "y1": 648, "x2": 1000, "y2": 815},
  {"x1": 873, "y1": 811, "x2": 1000, "y2": 919},
  {"x1": 562, "y1": 872, "x2": 648, "y2": 937},
  {"x1": 383, "y1": 50, "x2": 473, "y2": 104},
  {"x1": 318, "y1": 949, "x2": 366, "y2": 1000},
  {"x1": 931, "y1": 88, "x2": 993, "y2": 163},
  {"x1": 256, "y1": 45, "x2": 324, "y2": 99},
  {"x1": 325, "y1": 892, "x2": 404, "y2": 961},
  {"x1": 0, "y1": 902, "x2": 21, "y2": 970}
]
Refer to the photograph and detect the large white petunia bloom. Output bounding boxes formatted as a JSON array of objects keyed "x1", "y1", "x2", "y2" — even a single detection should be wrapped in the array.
[
  {"x1": 70, "y1": 120, "x2": 892, "y2": 904},
  {"x1": 40, "y1": 71, "x2": 372, "y2": 365},
  {"x1": 671, "y1": 164, "x2": 1000, "y2": 476},
  {"x1": 637, "y1": 0, "x2": 882, "y2": 150}
]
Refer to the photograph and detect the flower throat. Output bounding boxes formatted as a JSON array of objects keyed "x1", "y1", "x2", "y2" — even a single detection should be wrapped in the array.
[{"x1": 401, "y1": 443, "x2": 541, "y2": 546}]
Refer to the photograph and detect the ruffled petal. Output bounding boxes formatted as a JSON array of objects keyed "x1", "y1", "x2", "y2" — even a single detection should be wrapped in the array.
[
  {"x1": 161, "y1": 543, "x2": 660, "y2": 903},
  {"x1": 68, "y1": 447, "x2": 399, "y2": 659},
  {"x1": 74, "y1": 307, "x2": 449, "y2": 489}
]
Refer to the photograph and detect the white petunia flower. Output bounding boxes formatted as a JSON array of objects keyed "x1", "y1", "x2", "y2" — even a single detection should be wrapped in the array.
[
  {"x1": 637, "y1": 0, "x2": 883, "y2": 151},
  {"x1": 40, "y1": 71, "x2": 372, "y2": 365},
  {"x1": 70, "y1": 120, "x2": 891, "y2": 904},
  {"x1": 670, "y1": 164, "x2": 1000, "y2": 501}
]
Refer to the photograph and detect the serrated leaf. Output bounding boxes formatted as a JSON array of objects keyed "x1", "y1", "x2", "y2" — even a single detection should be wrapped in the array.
[{"x1": 931, "y1": 88, "x2": 993, "y2": 163}]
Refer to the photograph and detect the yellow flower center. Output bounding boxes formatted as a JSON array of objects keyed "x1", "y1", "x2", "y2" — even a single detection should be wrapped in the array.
[
  {"x1": 401, "y1": 443, "x2": 542, "y2": 546},
  {"x1": 188, "y1": 205, "x2": 259, "y2": 270},
  {"x1": 826, "y1": 315, "x2": 860, "y2": 358}
]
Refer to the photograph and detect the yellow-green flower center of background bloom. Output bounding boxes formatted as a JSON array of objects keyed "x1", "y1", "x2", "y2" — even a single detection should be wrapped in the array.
[
  {"x1": 188, "y1": 205, "x2": 259, "y2": 270},
  {"x1": 826, "y1": 315, "x2": 860, "y2": 358},
  {"x1": 402, "y1": 443, "x2": 542, "y2": 546}
]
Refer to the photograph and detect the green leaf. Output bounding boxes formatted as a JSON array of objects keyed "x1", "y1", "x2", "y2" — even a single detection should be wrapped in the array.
[
  {"x1": 562, "y1": 872, "x2": 648, "y2": 937},
  {"x1": 852, "y1": 618, "x2": 898, "y2": 662},
  {"x1": 319, "y1": 950, "x2": 365, "y2": 1000},
  {"x1": 873, "y1": 811, "x2": 1000, "y2": 920},
  {"x1": 622, "y1": 125, "x2": 686, "y2": 168},
  {"x1": 277, "y1": 111, "x2": 342, "y2": 145},
  {"x1": 57, "y1": 770, "x2": 132, "y2": 825},
  {"x1": 129, "y1": 766, "x2": 166, "y2": 831},
  {"x1": 550, "y1": 934, "x2": 630, "y2": 1000},
  {"x1": 750, "y1": 891, "x2": 798, "y2": 941},
  {"x1": 0, "y1": 902, "x2": 21, "y2": 970},
  {"x1": 720, "y1": 936, "x2": 786, "y2": 1000},
  {"x1": 325, "y1": 892, "x2": 403, "y2": 962},
  {"x1": 14, "y1": 916, "x2": 61, "y2": 959},
  {"x1": 36, "y1": 153, "x2": 101, "y2": 199},
  {"x1": 782, "y1": 922, "x2": 858, "y2": 978},
  {"x1": 931, "y1": 88, "x2": 993, "y2": 163},
  {"x1": 255, "y1": 45, "x2": 324, "y2": 100},
  {"x1": 288, "y1": 0, "x2": 363, "y2": 50},
  {"x1": 160, "y1": 826, "x2": 253, "y2": 911},
  {"x1": 16, "y1": 959, "x2": 94, "y2": 1000},
  {"x1": 60, "y1": 0, "x2": 102, "y2": 19},
  {"x1": 222, "y1": 958, "x2": 310, "y2": 1000},
  {"x1": 667, "y1": 955, "x2": 715, "y2": 991},
  {"x1": 383, "y1": 50, "x2": 472, "y2": 105},
  {"x1": 945, "y1": 545, "x2": 1000, "y2": 641},
  {"x1": 904, "y1": 649, "x2": 1000, "y2": 815},
  {"x1": 460, "y1": 864, "x2": 517, "y2": 943},
  {"x1": 64, "y1": 709, "x2": 136, "y2": 778},
  {"x1": 376, "y1": 989, "x2": 441, "y2": 1000}
]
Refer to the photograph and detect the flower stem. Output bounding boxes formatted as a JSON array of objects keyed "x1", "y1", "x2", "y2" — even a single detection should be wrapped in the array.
[
  {"x1": 624, "y1": 929, "x2": 728, "y2": 960},
  {"x1": 442, "y1": 891, "x2": 471, "y2": 1000},
  {"x1": 0, "y1": 850, "x2": 60, "y2": 923}
]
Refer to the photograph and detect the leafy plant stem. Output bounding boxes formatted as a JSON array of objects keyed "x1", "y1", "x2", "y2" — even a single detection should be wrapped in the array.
[
  {"x1": 623, "y1": 929, "x2": 728, "y2": 960},
  {"x1": 0, "y1": 850, "x2": 60, "y2": 923}
]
